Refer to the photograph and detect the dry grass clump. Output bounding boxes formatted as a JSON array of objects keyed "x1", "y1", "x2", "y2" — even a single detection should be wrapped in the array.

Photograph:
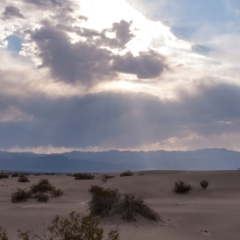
[
  {"x1": 200, "y1": 179, "x2": 209, "y2": 189},
  {"x1": 18, "y1": 175, "x2": 30, "y2": 183},
  {"x1": 11, "y1": 188, "x2": 31, "y2": 203},
  {"x1": 73, "y1": 173, "x2": 95, "y2": 180},
  {"x1": 1, "y1": 212, "x2": 120, "y2": 240},
  {"x1": 11, "y1": 179, "x2": 63, "y2": 203},
  {"x1": 120, "y1": 170, "x2": 133, "y2": 177},
  {"x1": 11, "y1": 173, "x2": 19, "y2": 177},
  {"x1": 174, "y1": 180, "x2": 193, "y2": 193},
  {"x1": 101, "y1": 174, "x2": 115, "y2": 183},
  {"x1": 89, "y1": 185, "x2": 159, "y2": 221},
  {"x1": 0, "y1": 172, "x2": 9, "y2": 179}
]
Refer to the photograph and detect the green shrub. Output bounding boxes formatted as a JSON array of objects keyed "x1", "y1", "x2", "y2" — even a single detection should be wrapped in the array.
[
  {"x1": 89, "y1": 186, "x2": 160, "y2": 221},
  {"x1": 200, "y1": 179, "x2": 209, "y2": 189},
  {"x1": 34, "y1": 192, "x2": 49, "y2": 202},
  {"x1": 1, "y1": 212, "x2": 120, "y2": 240},
  {"x1": 73, "y1": 173, "x2": 95, "y2": 180},
  {"x1": 174, "y1": 180, "x2": 193, "y2": 193},
  {"x1": 18, "y1": 175, "x2": 30, "y2": 183},
  {"x1": 11, "y1": 188, "x2": 31, "y2": 203},
  {"x1": 120, "y1": 170, "x2": 133, "y2": 177},
  {"x1": 0, "y1": 172, "x2": 9, "y2": 179}
]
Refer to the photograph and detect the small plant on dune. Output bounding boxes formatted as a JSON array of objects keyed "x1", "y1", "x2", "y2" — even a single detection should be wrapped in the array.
[
  {"x1": 89, "y1": 185, "x2": 160, "y2": 222},
  {"x1": 11, "y1": 188, "x2": 31, "y2": 203},
  {"x1": 0, "y1": 226, "x2": 8, "y2": 240},
  {"x1": 89, "y1": 185, "x2": 120, "y2": 217},
  {"x1": 73, "y1": 173, "x2": 95, "y2": 180},
  {"x1": 34, "y1": 192, "x2": 49, "y2": 202},
  {"x1": 118, "y1": 194, "x2": 160, "y2": 221},
  {"x1": 51, "y1": 188, "x2": 64, "y2": 197},
  {"x1": 200, "y1": 179, "x2": 209, "y2": 189},
  {"x1": 30, "y1": 179, "x2": 55, "y2": 193},
  {"x1": 174, "y1": 180, "x2": 193, "y2": 194},
  {"x1": 11, "y1": 173, "x2": 19, "y2": 177},
  {"x1": 1, "y1": 212, "x2": 120, "y2": 240},
  {"x1": 101, "y1": 174, "x2": 115, "y2": 183},
  {"x1": 18, "y1": 175, "x2": 30, "y2": 183},
  {"x1": 0, "y1": 172, "x2": 9, "y2": 179},
  {"x1": 120, "y1": 170, "x2": 133, "y2": 177}
]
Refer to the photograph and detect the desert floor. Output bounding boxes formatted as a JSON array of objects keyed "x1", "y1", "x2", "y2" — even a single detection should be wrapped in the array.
[{"x1": 1, "y1": 170, "x2": 240, "y2": 239}]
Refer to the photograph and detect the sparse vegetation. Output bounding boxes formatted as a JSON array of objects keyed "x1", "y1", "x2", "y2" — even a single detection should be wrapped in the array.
[
  {"x1": 11, "y1": 188, "x2": 31, "y2": 203},
  {"x1": 1, "y1": 212, "x2": 120, "y2": 240},
  {"x1": 200, "y1": 179, "x2": 209, "y2": 189},
  {"x1": 89, "y1": 185, "x2": 159, "y2": 221},
  {"x1": 30, "y1": 179, "x2": 54, "y2": 193},
  {"x1": 11, "y1": 173, "x2": 19, "y2": 177},
  {"x1": 120, "y1": 170, "x2": 133, "y2": 177},
  {"x1": 101, "y1": 174, "x2": 115, "y2": 183},
  {"x1": 0, "y1": 172, "x2": 9, "y2": 179},
  {"x1": 73, "y1": 173, "x2": 95, "y2": 180},
  {"x1": 18, "y1": 175, "x2": 30, "y2": 183},
  {"x1": 34, "y1": 192, "x2": 49, "y2": 202},
  {"x1": 174, "y1": 180, "x2": 193, "y2": 193}
]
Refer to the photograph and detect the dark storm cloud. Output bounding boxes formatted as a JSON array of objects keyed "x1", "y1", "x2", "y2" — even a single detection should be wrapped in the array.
[
  {"x1": 2, "y1": 6, "x2": 25, "y2": 19},
  {"x1": 112, "y1": 51, "x2": 168, "y2": 79},
  {"x1": 30, "y1": 24, "x2": 168, "y2": 85},
  {"x1": 1, "y1": 82, "x2": 240, "y2": 149}
]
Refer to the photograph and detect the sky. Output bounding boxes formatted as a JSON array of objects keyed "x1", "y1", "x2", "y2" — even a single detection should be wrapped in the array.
[{"x1": 0, "y1": 0, "x2": 240, "y2": 153}]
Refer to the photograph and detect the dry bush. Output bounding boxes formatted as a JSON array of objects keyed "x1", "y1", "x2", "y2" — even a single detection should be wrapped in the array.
[
  {"x1": 1, "y1": 212, "x2": 120, "y2": 240},
  {"x1": 11, "y1": 188, "x2": 31, "y2": 203},
  {"x1": 0, "y1": 172, "x2": 9, "y2": 179},
  {"x1": 174, "y1": 180, "x2": 192, "y2": 193},
  {"x1": 101, "y1": 174, "x2": 115, "y2": 183},
  {"x1": 11, "y1": 173, "x2": 19, "y2": 177},
  {"x1": 51, "y1": 188, "x2": 64, "y2": 197},
  {"x1": 118, "y1": 194, "x2": 160, "y2": 221},
  {"x1": 34, "y1": 192, "x2": 49, "y2": 202},
  {"x1": 89, "y1": 186, "x2": 159, "y2": 221},
  {"x1": 73, "y1": 173, "x2": 95, "y2": 180},
  {"x1": 30, "y1": 179, "x2": 55, "y2": 193},
  {"x1": 119, "y1": 171, "x2": 133, "y2": 177},
  {"x1": 18, "y1": 175, "x2": 30, "y2": 183},
  {"x1": 200, "y1": 179, "x2": 209, "y2": 189},
  {"x1": 89, "y1": 185, "x2": 120, "y2": 217}
]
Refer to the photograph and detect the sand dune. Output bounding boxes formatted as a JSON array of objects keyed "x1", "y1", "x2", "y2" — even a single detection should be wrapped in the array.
[{"x1": 1, "y1": 170, "x2": 240, "y2": 239}]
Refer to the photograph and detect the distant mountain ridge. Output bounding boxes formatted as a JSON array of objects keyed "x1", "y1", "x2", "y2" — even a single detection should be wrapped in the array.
[{"x1": 0, "y1": 148, "x2": 240, "y2": 173}]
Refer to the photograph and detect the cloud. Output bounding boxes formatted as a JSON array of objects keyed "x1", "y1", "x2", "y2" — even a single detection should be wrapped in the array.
[
  {"x1": 2, "y1": 5, "x2": 25, "y2": 19},
  {"x1": 112, "y1": 50, "x2": 168, "y2": 79}
]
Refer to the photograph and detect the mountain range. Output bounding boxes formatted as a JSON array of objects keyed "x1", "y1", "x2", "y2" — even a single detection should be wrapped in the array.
[{"x1": 0, "y1": 148, "x2": 240, "y2": 173}]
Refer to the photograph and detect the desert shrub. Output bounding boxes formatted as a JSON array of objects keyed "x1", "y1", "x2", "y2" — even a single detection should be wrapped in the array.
[
  {"x1": 101, "y1": 174, "x2": 115, "y2": 183},
  {"x1": 18, "y1": 175, "x2": 30, "y2": 183},
  {"x1": 51, "y1": 188, "x2": 64, "y2": 197},
  {"x1": 120, "y1": 170, "x2": 133, "y2": 177},
  {"x1": 89, "y1": 185, "x2": 120, "y2": 217},
  {"x1": 1, "y1": 212, "x2": 120, "y2": 240},
  {"x1": 0, "y1": 226, "x2": 8, "y2": 240},
  {"x1": 89, "y1": 186, "x2": 160, "y2": 222},
  {"x1": 11, "y1": 173, "x2": 19, "y2": 177},
  {"x1": 174, "y1": 180, "x2": 192, "y2": 193},
  {"x1": 118, "y1": 194, "x2": 160, "y2": 221},
  {"x1": 34, "y1": 192, "x2": 49, "y2": 202},
  {"x1": 73, "y1": 173, "x2": 95, "y2": 180},
  {"x1": 0, "y1": 172, "x2": 9, "y2": 179},
  {"x1": 30, "y1": 179, "x2": 55, "y2": 193},
  {"x1": 11, "y1": 188, "x2": 31, "y2": 203},
  {"x1": 200, "y1": 179, "x2": 209, "y2": 189}
]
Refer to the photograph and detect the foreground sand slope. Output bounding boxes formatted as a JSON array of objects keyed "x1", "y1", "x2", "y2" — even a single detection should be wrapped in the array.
[{"x1": 0, "y1": 170, "x2": 240, "y2": 239}]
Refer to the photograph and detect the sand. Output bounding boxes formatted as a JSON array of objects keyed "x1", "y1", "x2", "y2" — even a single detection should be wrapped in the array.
[{"x1": 0, "y1": 170, "x2": 240, "y2": 239}]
